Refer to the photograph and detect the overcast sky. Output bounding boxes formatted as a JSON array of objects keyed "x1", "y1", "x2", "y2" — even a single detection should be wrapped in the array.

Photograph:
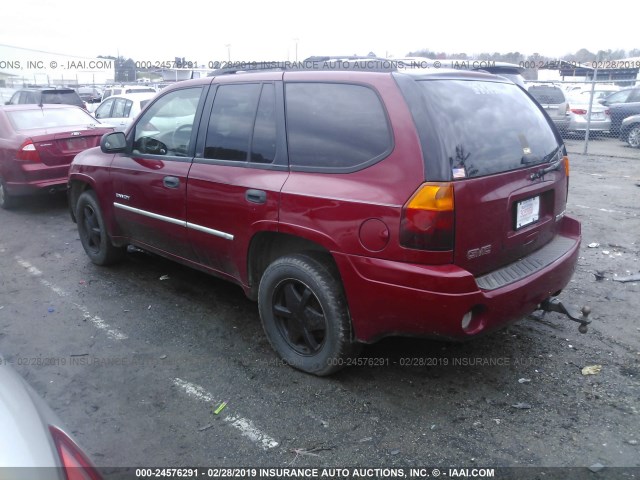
[{"x1": 1, "y1": 0, "x2": 636, "y2": 63}]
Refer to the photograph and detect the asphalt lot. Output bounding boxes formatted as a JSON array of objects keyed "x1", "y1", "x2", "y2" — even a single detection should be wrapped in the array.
[{"x1": 0, "y1": 137, "x2": 638, "y2": 480}]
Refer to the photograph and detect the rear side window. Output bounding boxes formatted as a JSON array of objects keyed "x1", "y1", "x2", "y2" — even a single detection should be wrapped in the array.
[
  {"x1": 285, "y1": 83, "x2": 392, "y2": 172},
  {"x1": 527, "y1": 86, "x2": 566, "y2": 105},
  {"x1": 413, "y1": 79, "x2": 559, "y2": 179},
  {"x1": 204, "y1": 83, "x2": 277, "y2": 164},
  {"x1": 204, "y1": 83, "x2": 261, "y2": 161}
]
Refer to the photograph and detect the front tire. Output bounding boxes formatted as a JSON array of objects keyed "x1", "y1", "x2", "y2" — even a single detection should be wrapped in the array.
[
  {"x1": 76, "y1": 190, "x2": 124, "y2": 265},
  {"x1": 626, "y1": 125, "x2": 640, "y2": 148},
  {"x1": 258, "y1": 253, "x2": 358, "y2": 376}
]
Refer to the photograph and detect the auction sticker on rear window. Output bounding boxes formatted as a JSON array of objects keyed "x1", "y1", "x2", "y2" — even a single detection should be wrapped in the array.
[{"x1": 516, "y1": 196, "x2": 540, "y2": 229}]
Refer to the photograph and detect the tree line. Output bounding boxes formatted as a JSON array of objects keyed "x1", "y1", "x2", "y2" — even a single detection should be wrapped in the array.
[{"x1": 405, "y1": 48, "x2": 640, "y2": 64}]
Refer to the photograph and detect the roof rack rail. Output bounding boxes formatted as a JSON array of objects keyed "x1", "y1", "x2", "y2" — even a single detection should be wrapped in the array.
[{"x1": 208, "y1": 57, "x2": 398, "y2": 76}]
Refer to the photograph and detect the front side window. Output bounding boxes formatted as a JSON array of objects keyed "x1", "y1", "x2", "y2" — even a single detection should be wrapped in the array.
[
  {"x1": 605, "y1": 90, "x2": 631, "y2": 104},
  {"x1": 628, "y1": 89, "x2": 640, "y2": 103},
  {"x1": 285, "y1": 83, "x2": 391, "y2": 171},
  {"x1": 133, "y1": 87, "x2": 202, "y2": 157}
]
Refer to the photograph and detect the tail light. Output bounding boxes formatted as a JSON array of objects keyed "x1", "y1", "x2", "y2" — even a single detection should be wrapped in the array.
[
  {"x1": 570, "y1": 108, "x2": 587, "y2": 115},
  {"x1": 16, "y1": 140, "x2": 42, "y2": 162},
  {"x1": 605, "y1": 109, "x2": 610, "y2": 116},
  {"x1": 400, "y1": 182, "x2": 454, "y2": 251},
  {"x1": 49, "y1": 426, "x2": 103, "y2": 480}
]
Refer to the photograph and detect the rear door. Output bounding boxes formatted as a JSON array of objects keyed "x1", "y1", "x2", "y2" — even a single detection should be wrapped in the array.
[
  {"x1": 186, "y1": 77, "x2": 288, "y2": 283},
  {"x1": 412, "y1": 79, "x2": 568, "y2": 276}
]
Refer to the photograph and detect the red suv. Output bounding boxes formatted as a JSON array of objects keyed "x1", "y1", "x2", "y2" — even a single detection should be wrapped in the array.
[{"x1": 68, "y1": 66, "x2": 581, "y2": 375}]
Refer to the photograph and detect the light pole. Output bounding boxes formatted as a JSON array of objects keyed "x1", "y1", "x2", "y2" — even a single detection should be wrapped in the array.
[{"x1": 225, "y1": 44, "x2": 231, "y2": 62}]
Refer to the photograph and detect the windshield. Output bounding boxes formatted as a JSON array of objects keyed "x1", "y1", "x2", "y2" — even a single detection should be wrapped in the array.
[
  {"x1": 7, "y1": 107, "x2": 98, "y2": 130},
  {"x1": 412, "y1": 79, "x2": 560, "y2": 179}
]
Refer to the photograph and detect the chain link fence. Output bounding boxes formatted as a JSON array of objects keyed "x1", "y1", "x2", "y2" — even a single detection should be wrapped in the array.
[{"x1": 523, "y1": 77, "x2": 640, "y2": 159}]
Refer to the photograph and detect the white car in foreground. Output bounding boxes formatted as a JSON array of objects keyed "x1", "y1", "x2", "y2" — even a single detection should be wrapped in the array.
[{"x1": 0, "y1": 357, "x2": 102, "y2": 479}]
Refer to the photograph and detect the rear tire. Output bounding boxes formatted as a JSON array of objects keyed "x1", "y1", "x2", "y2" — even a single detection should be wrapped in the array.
[
  {"x1": 76, "y1": 190, "x2": 124, "y2": 265},
  {"x1": 626, "y1": 125, "x2": 640, "y2": 148},
  {"x1": 0, "y1": 178, "x2": 16, "y2": 210},
  {"x1": 258, "y1": 253, "x2": 359, "y2": 376}
]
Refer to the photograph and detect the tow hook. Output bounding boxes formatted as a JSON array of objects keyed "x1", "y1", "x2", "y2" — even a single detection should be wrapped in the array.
[{"x1": 537, "y1": 297, "x2": 592, "y2": 334}]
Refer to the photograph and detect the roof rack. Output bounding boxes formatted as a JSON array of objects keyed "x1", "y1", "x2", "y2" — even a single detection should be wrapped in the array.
[{"x1": 208, "y1": 57, "x2": 398, "y2": 76}]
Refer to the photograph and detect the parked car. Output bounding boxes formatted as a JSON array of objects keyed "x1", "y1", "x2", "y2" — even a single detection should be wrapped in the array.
[
  {"x1": 0, "y1": 104, "x2": 113, "y2": 209},
  {"x1": 600, "y1": 87, "x2": 640, "y2": 135},
  {"x1": 93, "y1": 92, "x2": 156, "y2": 131},
  {"x1": 527, "y1": 84, "x2": 570, "y2": 133},
  {"x1": 5, "y1": 87, "x2": 86, "y2": 110},
  {"x1": 0, "y1": 356, "x2": 102, "y2": 479},
  {"x1": 565, "y1": 92, "x2": 611, "y2": 134},
  {"x1": 619, "y1": 114, "x2": 640, "y2": 148},
  {"x1": 77, "y1": 86, "x2": 103, "y2": 104},
  {"x1": 68, "y1": 68, "x2": 581, "y2": 375},
  {"x1": 570, "y1": 86, "x2": 620, "y2": 102},
  {"x1": 101, "y1": 85, "x2": 156, "y2": 101}
]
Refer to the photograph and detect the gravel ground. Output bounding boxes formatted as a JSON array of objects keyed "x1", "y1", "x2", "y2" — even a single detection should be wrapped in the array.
[{"x1": 0, "y1": 143, "x2": 638, "y2": 480}]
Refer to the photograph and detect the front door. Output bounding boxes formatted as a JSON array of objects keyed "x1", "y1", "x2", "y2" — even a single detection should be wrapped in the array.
[{"x1": 110, "y1": 86, "x2": 206, "y2": 260}]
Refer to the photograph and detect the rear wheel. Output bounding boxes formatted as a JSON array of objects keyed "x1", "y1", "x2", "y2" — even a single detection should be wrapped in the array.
[
  {"x1": 258, "y1": 253, "x2": 359, "y2": 376},
  {"x1": 626, "y1": 125, "x2": 640, "y2": 148},
  {"x1": 76, "y1": 190, "x2": 124, "y2": 265},
  {"x1": 0, "y1": 178, "x2": 16, "y2": 210}
]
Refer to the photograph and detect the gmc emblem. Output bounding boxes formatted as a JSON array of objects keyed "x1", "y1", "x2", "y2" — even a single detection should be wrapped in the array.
[{"x1": 467, "y1": 244, "x2": 492, "y2": 260}]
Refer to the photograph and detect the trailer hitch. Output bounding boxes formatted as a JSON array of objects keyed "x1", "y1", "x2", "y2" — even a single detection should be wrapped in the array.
[{"x1": 536, "y1": 297, "x2": 591, "y2": 333}]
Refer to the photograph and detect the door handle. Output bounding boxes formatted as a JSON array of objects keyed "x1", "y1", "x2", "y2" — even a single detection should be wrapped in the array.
[
  {"x1": 245, "y1": 189, "x2": 267, "y2": 204},
  {"x1": 163, "y1": 176, "x2": 180, "y2": 189}
]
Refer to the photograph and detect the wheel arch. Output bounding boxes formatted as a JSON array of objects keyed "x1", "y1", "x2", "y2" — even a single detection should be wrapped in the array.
[{"x1": 246, "y1": 232, "x2": 340, "y2": 301}]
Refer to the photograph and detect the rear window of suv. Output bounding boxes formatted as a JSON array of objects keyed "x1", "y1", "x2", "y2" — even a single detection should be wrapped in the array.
[
  {"x1": 527, "y1": 86, "x2": 566, "y2": 105},
  {"x1": 410, "y1": 79, "x2": 560, "y2": 179},
  {"x1": 40, "y1": 90, "x2": 85, "y2": 107}
]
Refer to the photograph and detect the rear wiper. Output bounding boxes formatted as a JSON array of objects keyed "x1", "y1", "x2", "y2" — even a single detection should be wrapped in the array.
[{"x1": 530, "y1": 154, "x2": 563, "y2": 180}]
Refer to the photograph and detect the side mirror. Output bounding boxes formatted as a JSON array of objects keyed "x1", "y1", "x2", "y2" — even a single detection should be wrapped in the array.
[
  {"x1": 599, "y1": 99, "x2": 607, "y2": 105},
  {"x1": 100, "y1": 132, "x2": 127, "y2": 153}
]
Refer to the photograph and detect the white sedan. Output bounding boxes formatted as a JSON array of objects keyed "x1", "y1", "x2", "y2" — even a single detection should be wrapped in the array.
[{"x1": 93, "y1": 92, "x2": 156, "y2": 131}]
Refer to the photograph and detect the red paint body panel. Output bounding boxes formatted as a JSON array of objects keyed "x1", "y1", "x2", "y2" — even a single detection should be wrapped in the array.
[
  {"x1": 337, "y1": 216, "x2": 580, "y2": 342},
  {"x1": 186, "y1": 164, "x2": 289, "y2": 281}
]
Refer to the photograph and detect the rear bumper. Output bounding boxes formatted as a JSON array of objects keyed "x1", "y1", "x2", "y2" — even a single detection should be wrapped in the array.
[
  {"x1": 335, "y1": 216, "x2": 581, "y2": 343},
  {"x1": 567, "y1": 116, "x2": 611, "y2": 132},
  {"x1": 3, "y1": 163, "x2": 69, "y2": 196}
]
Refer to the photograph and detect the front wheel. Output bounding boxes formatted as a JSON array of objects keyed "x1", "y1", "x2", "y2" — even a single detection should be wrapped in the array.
[
  {"x1": 258, "y1": 253, "x2": 358, "y2": 376},
  {"x1": 626, "y1": 125, "x2": 640, "y2": 148},
  {"x1": 76, "y1": 190, "x2": 124, "y2": 265}
]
